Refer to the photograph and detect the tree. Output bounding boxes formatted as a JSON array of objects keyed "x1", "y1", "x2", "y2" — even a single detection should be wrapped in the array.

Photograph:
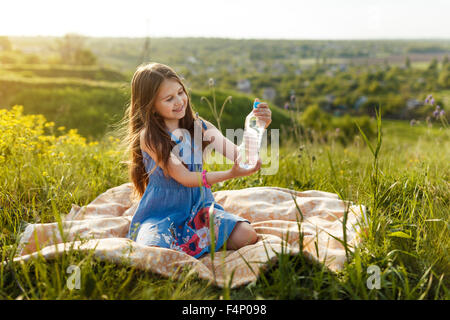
[
  {"x1": 442, "y1": 55, "x2": 449, "y2": 68},
  {"x1": 25, "y1": 54, "x2": 41, "y2": 64},
  {"x1": 74, "y1": 49, "x2": 97, "y2": 65},
  {"x1": 438, "y1": 69, "x2": 450, "y2": 89},
  {"x1": 0, "y1": 36, "x2": 12, "y2": 51},
  {"x1": 301, "y1": 104, "x2": 331, "y2": 133},
  {"x1": 56, "y1": 33, "x2": 97, "y2": 65},
  {"x1": 57, "y1": 33, "x2": 84, "y2": 64},
  {"x1": 405, "y1": 56, "x2": 411, "y2": 69},
  {"x1": 427, "y1": 58, "x2": 438, "y2": 72}
]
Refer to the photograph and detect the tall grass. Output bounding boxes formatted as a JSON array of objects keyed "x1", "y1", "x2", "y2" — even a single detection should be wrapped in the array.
[{"x1": 0, "y1": 105, "x2": 448, "y2": 300}]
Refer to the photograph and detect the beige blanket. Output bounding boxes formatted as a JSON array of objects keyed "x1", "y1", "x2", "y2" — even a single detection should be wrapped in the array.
[{"x1": 13, "y1": 183, "x2": 367, "y2": 288}]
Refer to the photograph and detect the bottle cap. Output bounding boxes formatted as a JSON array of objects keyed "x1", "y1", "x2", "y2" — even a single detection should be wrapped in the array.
[{"x1": 253, "y1": 101, "x2": 261, "y2": 109}]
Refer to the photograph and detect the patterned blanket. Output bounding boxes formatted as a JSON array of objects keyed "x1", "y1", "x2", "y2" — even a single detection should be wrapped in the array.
[{"x1": 13, "y1": 183, "x2": 367, "y2": 288}]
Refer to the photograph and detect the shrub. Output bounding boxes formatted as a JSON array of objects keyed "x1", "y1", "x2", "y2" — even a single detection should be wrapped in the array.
[
  {"x1": 0, "y1": 105, "x2": 126, "y2": 217},
  {"x1": 332, "y1": 114, "x2": 376, "y2": 145},
  {"x1": 299, "y1": 104, "x2": 376, "y2": 145},
  {"x1": 300, "y1": 104, "x2": 331, "y2": 133}
]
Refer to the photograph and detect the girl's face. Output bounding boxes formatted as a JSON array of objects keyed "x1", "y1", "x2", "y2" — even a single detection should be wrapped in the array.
[{"x1": 153, "y1": 79, "x2": 188, "y2": 124}]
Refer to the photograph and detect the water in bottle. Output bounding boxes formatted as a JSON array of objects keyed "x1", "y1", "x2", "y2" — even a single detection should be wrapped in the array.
[{"x1": 238, "y1": 100, "x2": 266, "y2": 169}]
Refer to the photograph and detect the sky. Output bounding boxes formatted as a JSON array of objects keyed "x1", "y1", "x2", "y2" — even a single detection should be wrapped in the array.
[{"x1": 1, "y1": 0, "x2": 450, "y2": 40}]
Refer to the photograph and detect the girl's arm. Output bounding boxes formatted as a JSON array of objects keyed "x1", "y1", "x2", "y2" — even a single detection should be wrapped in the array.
[
  {"x1": 202, "y1": 119, "x2": 240, "y2": 162},
  {"x1": 141, "y1": 130, "x2": 261, "y2": 188},
  {"x1": 163, "y1": 150, "x2": 261, "y2": 188},
  {"x1": 201, "y1": 102, "x2": 272, "y2": 162}
]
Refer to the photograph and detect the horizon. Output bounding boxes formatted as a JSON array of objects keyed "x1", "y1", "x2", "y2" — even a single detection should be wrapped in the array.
[{"x1": 6, "y1": 35, "x2": 450, "y2": 42}]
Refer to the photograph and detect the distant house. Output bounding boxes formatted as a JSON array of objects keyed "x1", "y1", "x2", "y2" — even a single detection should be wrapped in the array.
[
  {"x1": 333, "y1": 104, "x2": 348, "y2": 116},
  {"x1": 271, "y1": 61, "x2": 285, "y2": 75},
  {"x1": 406, "y1": 99, "x2": 422, "y2": 110},
  {"x1": 416, "y1": 77, "x2": 425, "y2": 84},
  {"x1": 354, "y1": 96, "x2": 368, "y2": 110},
  {"x1": 295, "y1": 68, "x2": 302, "y2": 75},
  {"x1": 186, "y1": 56, "x2": 198, "y2": 64},
  {"x1": 325, "y1": 94, "x2": 336, "y2": 103},
  {"x1": 322, "y1": 94, "x2": 336, "y2": 111},
  {"x1": 187, "y1": 66, "x2": 199, "y2": 76},
  {"x1": 262, "y1": 87, "x2": 276, "y2": 101},
  {"x1": 339, "y1": 64, "x2": 348, "y2": 72},
  {"x1": 206, "y1": 66, "x2": 216, "y2": 74},
  {"x1": 255, "y1": 61, "x2": 266, "y2": 73},
  {"x1": 237, "y1": 79, "x2": 251, "y2": 93}
]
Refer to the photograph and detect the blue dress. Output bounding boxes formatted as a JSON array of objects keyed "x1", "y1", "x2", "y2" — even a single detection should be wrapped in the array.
[{"x1": 126, "y1": 119, "x2": 250, "y2": 258}]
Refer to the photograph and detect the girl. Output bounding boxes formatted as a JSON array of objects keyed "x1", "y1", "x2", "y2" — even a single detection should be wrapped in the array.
[{"x1": 122, "y1": 62, "x2": 272, "y2": 259}]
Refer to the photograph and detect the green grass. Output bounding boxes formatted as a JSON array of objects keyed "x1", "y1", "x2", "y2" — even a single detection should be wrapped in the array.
[
  {"x1": 0, "y1": 74, "x2": 292, "y2": 141},
  {"x1": 0, "y1": 104, "x2": 448, "y2": 299},
  {"x1": 0, "y1": 64, "x2": 128, "y2": 82}
]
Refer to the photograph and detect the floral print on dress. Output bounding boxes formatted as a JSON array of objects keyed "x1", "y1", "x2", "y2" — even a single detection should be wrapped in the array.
[{"x1": 166, "y1": 205, "x2": 223, "y2": 256}]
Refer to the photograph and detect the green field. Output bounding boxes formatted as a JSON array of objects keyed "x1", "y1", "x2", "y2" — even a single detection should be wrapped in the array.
[{"x1": 0, "y1": 104, "x2": 448, "y2": 300}]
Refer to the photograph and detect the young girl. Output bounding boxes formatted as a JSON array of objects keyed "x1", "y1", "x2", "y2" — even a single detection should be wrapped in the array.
[{"x1": 123, "y1": 62, "x2": 272, "y2": 259}]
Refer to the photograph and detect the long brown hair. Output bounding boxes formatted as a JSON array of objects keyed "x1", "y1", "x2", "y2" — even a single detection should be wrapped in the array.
[{"x1": 115, "y1": 62, "x2": 211, "y2": 202}]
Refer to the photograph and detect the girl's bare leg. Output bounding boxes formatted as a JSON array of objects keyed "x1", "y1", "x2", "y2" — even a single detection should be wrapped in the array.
[{"x1": 226, "y1": 221, "x2": 258, "y2": 250}]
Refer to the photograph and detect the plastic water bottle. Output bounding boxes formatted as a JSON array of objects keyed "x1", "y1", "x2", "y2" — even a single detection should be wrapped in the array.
[{"x1": 238, "y1": 100, "x2": 266, "y2": 169}]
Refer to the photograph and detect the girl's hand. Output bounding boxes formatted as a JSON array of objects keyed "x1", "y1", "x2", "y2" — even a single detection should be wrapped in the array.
[
  {"x1": 253, "y1": 98, "x2": 272, "y2": 129},
  {"x1": 230, "y1": 153, "x2": 262, "y2": 178}
]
